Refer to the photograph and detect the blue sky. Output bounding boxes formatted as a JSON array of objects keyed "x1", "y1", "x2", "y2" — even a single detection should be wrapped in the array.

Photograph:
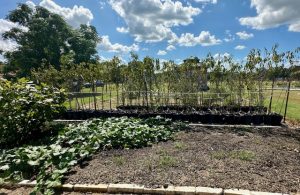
[{"x1": 0, "y1": 0, "x2": 299, "y2": 63}]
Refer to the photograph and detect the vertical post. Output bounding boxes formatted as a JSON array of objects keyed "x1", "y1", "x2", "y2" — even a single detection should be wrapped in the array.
[
  {"x1": 268, "y1": 79, "x2": 275, "y2": 113},
  {"x1": 201, "y1": 91, "x2": 204, "y2": 107},
  {"x1": 109, "y1": 90, "x2": 112, "y2": 110},
  {"x1": 88, "y1": 95, "x2": 91, "y2": 110},
  {"x1": 76, "y1": 96, "x2": 79, "y2": 110},
  {"x1": 283, "y1": 81, "x2": 291, "y2": 123},
  {"x1": 93, "y1": 93, "x2": 97, "y2": 111},
  {"x1": 102, "y1": 87, "x2": 104, "y2": 110},
  {"x1": 138, "y1": 91, "x2": 140, "y2": 106},
  {"x1": 116, "y1": 85, "x2": 119, "y2": 108},
  {"x1": 68, "y1": 95, "x2": 72, "y2": 110}
]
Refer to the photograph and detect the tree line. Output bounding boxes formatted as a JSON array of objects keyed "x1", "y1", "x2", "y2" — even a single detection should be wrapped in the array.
[{"x1": 1, "y1": 3, "x2": 300, "y2": 107}]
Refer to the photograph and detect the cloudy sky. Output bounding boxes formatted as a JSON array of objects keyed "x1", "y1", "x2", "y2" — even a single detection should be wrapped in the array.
[{"x1": 0, "y1": 0, "x2": 299, "y2": 63}]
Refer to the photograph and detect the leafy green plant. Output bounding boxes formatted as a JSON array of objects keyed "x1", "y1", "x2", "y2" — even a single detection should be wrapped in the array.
[
  {"x1": 230, "y1": 150, "x2": 255, "y2": 161},
  {"x1": 174, "y1": 142, "x2": 186, "y2": 150},
  {"x1": 0, "y1": 78, "x2": 66, "y2": 147},
  {"x1": 0, "y1": 116, "x2": 185, "y2": 194},
  {"x1": 112, "y1": 155, "x2": 125, "y2": 166},
  {"x1": 158, "y1": 151, "x2": 177, "y2": 168}
]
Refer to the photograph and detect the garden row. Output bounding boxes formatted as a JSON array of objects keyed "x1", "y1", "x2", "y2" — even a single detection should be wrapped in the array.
[
  {"x1": 59, "y1": 108, "x2": 282, "y2": 126},
  {"x1": 0, "y1": 117, "x2": 184, "y2": 195}
]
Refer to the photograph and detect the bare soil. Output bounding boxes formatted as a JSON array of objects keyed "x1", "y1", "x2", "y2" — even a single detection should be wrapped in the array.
[{"x1": 65, "y1": 126, "x2": 300, "y2": 194}]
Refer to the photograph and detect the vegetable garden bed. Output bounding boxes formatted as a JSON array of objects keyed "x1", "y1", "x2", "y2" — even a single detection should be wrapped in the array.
[
  {"x1": 0, "y1": 117, "x2": 184, "y2": 194},
  {"x1": 65, "y1": 126, "x2": 300, "y2": 194}
]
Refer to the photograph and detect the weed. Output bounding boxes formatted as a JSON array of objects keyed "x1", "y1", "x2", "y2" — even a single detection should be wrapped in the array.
[
  {"x1": 211, "y1": 150, "x2": 227, "y2": 160},
  {"x1": 158, "y1": 152, "x2": 177, "y2": 168},
  {"x1": 211, "y1": 150, "x2": 255, "y2": 161},
  {"x1": 144, "y1": 159, "x2": 154, "y2": 172},
  {"x1": 174, "y1": 142, "x2": 186, "y2": 150},
  {"x1": 231, "y1": 150, "x2": 255, "y2": 161},
  {"x1": 112, "y1": 155, "x2": 125, "y2": 166}
]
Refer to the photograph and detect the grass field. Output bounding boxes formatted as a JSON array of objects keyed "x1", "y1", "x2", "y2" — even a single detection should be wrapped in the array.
[{"x1": 265, "y1": 90, "x2": 300, "y2": 121}]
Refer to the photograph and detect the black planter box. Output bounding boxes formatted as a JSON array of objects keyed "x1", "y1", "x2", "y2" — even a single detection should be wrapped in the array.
[{"x1": 58, "y1": 109, "x2": 282, "y2": 126}]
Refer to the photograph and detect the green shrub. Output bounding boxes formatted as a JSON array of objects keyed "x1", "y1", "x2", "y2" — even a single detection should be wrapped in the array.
[{"x1": 0, "y1": 78, "x2": 66, "y2": 147}]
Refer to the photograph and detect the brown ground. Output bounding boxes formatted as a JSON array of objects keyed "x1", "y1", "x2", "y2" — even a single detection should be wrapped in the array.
[
  {"x1": 286, "y1": 119, "x2": 300, "y2": 129},
  {"x1": 65, "y1": 126, "x2": 300, "y2": 194}
]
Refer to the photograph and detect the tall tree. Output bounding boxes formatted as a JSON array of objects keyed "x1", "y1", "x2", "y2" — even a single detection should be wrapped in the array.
[{"x1": 2, "y1": 4, "x2": 99, "y2": 78}]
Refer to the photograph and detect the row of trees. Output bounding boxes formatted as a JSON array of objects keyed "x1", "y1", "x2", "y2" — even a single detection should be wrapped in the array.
[
  {"x1": 1, "y1": 3, "x2": 299, "y2": 108},
  {"x1": 30, "y1": 46, "x2": 299, "y2": 106}
]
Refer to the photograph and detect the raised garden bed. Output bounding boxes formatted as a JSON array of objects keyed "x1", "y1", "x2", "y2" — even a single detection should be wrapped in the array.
[
  {"x1": 59, "y1": 108, "x2": 282, "y2": 126},
  {"x1": 65, "y1": 126, "x2": 300, "y2": 194}
]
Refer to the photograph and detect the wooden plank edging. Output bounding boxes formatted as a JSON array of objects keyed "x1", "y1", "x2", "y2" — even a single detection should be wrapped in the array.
[{"x1": 1, "y1": 180, "x2": 295, "y2": 195}]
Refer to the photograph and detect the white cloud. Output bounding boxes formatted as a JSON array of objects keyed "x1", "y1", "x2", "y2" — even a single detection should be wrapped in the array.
[
  {"x1": 194, "y1": 0, "x2": 217, "y2": 4},
  {"x1": 239, "y1": 0, "x2": 300, "y2": 32},
  {"x1": 98, "y1": 35, "x2": 139, "y2": 53},
  {"x1": 0, "y1": 19, "x2": 27, "y2": 35},
  {"x1": 157, "y1": 50, "x2": 167, "y2": 55},
  {"x1": 0, "y1": 54, "x2": 5, "y2": 62},
  {"x1": 175, "y1": 58, "x2": 183, "y2": 64},
  {"x1": 170, "y1": 31, "x2": 222, "y2": 47},
  {"x1": 235, "y1": 45, "x2": 246, "y2": 50},
  {"x1": 166, "y1": 45, "x2": 176, "y2": 51},
  {"x1": 38, "y1": 0, "x2": 93, "y2": 28},
  {"x1": 0, "y1": 39, "x2": 18, "y2": 53},
  {"x1": 214, "y1": 52, "x2": 231, "y2": 59},
  {"x1": 109, "y1": 0, "x2": 201, "y2": 43},
  {"x1": 236, "y1": 31, "x2": 254, "y2": 40},
  {"x1": 0, "y1": 19, "x2": 28, "y2": 53},
  {"x1": 99, "y1": 1, "x2": 106, "y2": 9},
  {"x1": 116, "y1": 27, "x2": 129, "y2": 33},
  {"x1": 25, "y1": 1, "x2": 36, "y2": 10},
  {"x1": 224, "y1": 30, "x2": 235, "y2": 42}
]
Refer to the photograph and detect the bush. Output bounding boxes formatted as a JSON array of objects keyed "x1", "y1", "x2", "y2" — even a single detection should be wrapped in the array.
[{"x1": 0, "y1": 78, "x2": 66, "y2": 147}]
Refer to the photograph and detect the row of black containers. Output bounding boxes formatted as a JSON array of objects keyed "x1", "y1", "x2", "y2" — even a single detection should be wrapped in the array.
[{"x1": 58, "y1": 105, "x2": 282, "y2": 126}]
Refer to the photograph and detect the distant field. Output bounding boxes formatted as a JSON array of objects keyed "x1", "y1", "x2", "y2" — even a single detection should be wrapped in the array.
[{"x1": 265, "y1": 90, "x2": 300, "y2": 121}]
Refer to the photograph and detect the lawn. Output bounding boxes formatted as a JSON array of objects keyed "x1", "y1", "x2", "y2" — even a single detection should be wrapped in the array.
[{"x1": 265, "y1": 90, "x2": 300, "y2": 121}]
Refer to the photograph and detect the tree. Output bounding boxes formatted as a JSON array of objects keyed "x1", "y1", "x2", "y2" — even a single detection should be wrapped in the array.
[{"x1": 2, "y1": 4, "x2": 99, "y2": 78}]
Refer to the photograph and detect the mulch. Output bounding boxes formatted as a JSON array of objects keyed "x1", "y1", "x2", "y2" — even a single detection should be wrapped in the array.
[{"x1": 65, "y1": 126, "x2": 300, "y2": 194}]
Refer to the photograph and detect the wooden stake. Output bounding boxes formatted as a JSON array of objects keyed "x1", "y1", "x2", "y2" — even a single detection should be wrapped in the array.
[{"x1": 283, "y1": 81, "x2": 291, "y2": 123}]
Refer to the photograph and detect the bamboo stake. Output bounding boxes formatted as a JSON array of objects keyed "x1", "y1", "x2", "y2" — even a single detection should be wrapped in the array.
[
  {"x1": 268, "y1": 79, "x2": 275, "y2": 113},
  {"x1": 102, "y1": 87, "x2": 104, "y2": 110},
  {"x1": 109, "y1": 90, "x2": 112, "y2": 110},
  {"x1": 283, "y1": 81, "x2": 291, "y2": 123}
]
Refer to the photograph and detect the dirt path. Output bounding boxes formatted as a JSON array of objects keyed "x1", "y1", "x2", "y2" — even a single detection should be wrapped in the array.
[{"x1": 65, "y1": 126, "x2": 300, "y2": 194}]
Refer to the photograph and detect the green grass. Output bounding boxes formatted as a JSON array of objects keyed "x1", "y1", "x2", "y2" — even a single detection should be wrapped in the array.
[
  {"x1": 112, "y1": 155, "x2": 126, "y2": 166},
  {"x1": 265, "y1": 90, "x2": 300, "y2": 121},
  {"x1": 211, "y1": 150, "x2": 255, "y2": 161},
  {"x1": 158, "y1": 152, "x2": 177, "y2": 168},
  {"x1": 174, "y1": 142, "x2": 186, "y2": 150}
]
